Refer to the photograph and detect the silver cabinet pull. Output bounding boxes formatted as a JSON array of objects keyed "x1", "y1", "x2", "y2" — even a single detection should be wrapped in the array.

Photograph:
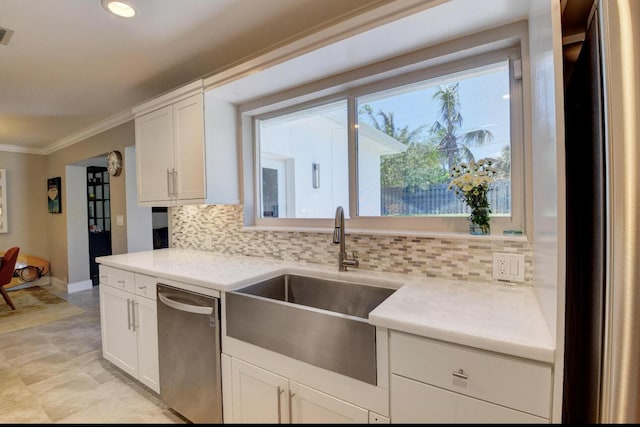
[
  {"x1": 172, "y1": 168, "x2": 177, "y2": 198},
  {"x1": 288, "y1": 390, "x2": 295, "y2": 423},
  {"x1": 276, "y1": 386, "x2": 284, "y2": 423},
  {"x1": 126, "y1": 299, "x2": 131, "y2": 330},
  {"x1": 452, "y1": 368, "x2": 468, "y2": 380},
  {"x1": 167, "y1": 169, "x2": 172, "y2": 197},
  {"x1": 132, "y1": 301, "x2": 138, "y2": 332}
]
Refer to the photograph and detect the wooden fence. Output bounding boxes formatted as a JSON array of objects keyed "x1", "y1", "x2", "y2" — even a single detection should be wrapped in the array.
[{"x1": 380, "y1": 180, "x2": 511, "y2": 215}]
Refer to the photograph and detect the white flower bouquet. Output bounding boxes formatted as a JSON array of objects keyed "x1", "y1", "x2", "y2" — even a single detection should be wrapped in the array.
[{"x1": 448, "y1": 159, "x2": 496, "y2": 234}]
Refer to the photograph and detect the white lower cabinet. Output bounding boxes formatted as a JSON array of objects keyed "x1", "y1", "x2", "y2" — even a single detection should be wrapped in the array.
[
  {"x1": 391, "y1": 375, "x2": 545, "y2": 423},
  {"x1": 230, "y1": 357, "x2": 369, "y2": 424},
  {"x1": 100, "y1": 284, "x2": 138, "y2": 376},
  {"x1": 134, "y1": 295, "x2": 158, "y2": 390},
  {"x1": 99, "y1": 268, "x2": 159, "y2": 393},
  {"x1": 389, "y1": 331, "x2": 552, "y2": 424}
]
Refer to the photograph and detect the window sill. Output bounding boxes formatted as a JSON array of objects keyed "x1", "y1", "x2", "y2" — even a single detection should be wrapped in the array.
[{"x1": 241, "y1": 225, "x2": 529, "y2": 242}]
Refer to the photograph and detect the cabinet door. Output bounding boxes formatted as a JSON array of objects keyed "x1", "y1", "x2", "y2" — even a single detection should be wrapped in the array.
[
  {"x1": 100, "y1": 285, "x2": 138, "y2": 378},
  {"x1": 390, "y1": 374, "x2": 547, "y2": 424},
  {"x1": 135, "y1": 296, "x2": 159, "y2": 393},
  {"x1": 173, "y1": 93, "x2": 205, "y2": 201},
  {"x1": 136, "y1": 104, "x2": 174, "y2": 203},
  {"x1": 289, "y1": 381, "x2": 369, "y2": 424},
  {"x1": 231, "y1": 358, "x2": 289, "y2": 423}
]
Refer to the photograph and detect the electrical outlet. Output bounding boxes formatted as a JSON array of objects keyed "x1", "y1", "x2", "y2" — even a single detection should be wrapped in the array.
[{"x1": 492, "y1": 253, "x2": 525, "y2": 282}]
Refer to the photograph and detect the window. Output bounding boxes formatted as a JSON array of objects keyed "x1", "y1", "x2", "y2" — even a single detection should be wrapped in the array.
[
  {"x1": 356, "y1": 61, "x2": 512, "y2": 218},
  {"x1": 256, "y1": 101, "x2": 349, "y2": 219},
  {"x1": 252, "y1": 47, "x2": 525, "y2": 235}
]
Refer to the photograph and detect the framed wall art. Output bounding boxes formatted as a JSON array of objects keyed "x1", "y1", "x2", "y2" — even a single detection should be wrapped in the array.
[{"x1": 47, "y1": 177, "x2": 61, "y2": 214}]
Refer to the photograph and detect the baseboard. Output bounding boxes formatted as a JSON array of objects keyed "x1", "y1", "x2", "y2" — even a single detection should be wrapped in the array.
[
  {"x1": 51, "y1": 277, "x2": 92, "y2": 294},
  {"x1": 66, "y1": 279, "x2": 93, "y2": 293}
]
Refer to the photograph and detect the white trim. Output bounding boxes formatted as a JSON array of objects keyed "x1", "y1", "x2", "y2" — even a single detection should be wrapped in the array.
[
  {"x1": 67, "y1": 279, "x2": 93, "y2": 293},
  {"x1": 241, "y1": 225, "x2": 529, "y2": 242},
  {"x1": 43, "y1": 109, "x2": 134, "y2": 155},
  {"x1": 0, "y1": 144, "x2": 46, "y2": 155},
  {"x1": 131, "y1": 79, "x2": 204, "y2": 116}
]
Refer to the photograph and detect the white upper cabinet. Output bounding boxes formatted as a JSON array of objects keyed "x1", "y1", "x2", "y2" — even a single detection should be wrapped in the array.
[
  {"x1": 172, "y1": 94, "x2": 206, "y2": 202},
  {"x1": 133, "y1": 80, "x2": 240, "y2": 206},
  {"x1": 135, "y1": 104, "x2": 176, "y2": 204}
]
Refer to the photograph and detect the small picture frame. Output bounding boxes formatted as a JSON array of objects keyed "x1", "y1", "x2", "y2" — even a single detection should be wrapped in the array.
[{"x1": 47, "y1": 177, "x2": 62, "y2": 214}]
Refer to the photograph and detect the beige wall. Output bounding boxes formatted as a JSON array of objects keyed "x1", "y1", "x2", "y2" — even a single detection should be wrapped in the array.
[
  {"x1": 0, "y1": 152, "x2": 49, "y2": 258},
  {"x1": 44, "y1": 121, "x2": 135, "y2": 283}
]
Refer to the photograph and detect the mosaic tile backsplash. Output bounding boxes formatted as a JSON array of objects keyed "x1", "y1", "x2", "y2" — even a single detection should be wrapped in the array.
[{"x1": 171, "y1": 204, "x2": 533, "y2": 285}]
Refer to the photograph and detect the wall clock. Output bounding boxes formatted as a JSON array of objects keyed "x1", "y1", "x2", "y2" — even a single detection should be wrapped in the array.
[{"x1": 107, "y1": 150, "x2": 123, "y2": 177}]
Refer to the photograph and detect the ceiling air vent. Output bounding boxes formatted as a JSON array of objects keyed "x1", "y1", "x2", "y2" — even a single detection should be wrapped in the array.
[{"x1": 0, "y1": 27, "x2": 15, "y2": 46}]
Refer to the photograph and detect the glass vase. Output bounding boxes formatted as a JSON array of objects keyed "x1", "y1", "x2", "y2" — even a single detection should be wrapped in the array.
[{"x1": 469, "y1": 207, "x2": 490, "y2": 235}]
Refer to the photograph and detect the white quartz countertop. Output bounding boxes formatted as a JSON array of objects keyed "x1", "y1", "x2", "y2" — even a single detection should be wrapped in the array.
[{"x1": 96, "y1": 248, "x2": 554, "y2": 363}]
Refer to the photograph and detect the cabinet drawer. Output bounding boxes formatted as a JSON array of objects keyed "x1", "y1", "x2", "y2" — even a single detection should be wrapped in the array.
[
  {"x1": 99, "y1": 265, "x2": 135, "y2": 293},
  {"x1": 390, "y1": 331, "x2": 551, "y2": 418},
  {"x1": 391, "y1": 374, "x2": 547, "y2": 423},
  {"x1": 134, "y1": 273, "x2": 157, "y2": 300}
]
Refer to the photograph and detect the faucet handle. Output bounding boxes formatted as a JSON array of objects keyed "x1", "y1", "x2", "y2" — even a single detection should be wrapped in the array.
[{"x1": 351, "y1": 251, "x2": 359, "y2": 259}]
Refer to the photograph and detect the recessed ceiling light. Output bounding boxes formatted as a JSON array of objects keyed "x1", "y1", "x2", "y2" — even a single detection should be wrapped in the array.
[{"x1": 101, "y1": 0, "x2": 136, "y2": 18}]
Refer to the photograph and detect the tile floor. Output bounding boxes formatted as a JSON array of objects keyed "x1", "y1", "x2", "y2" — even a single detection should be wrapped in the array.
[{"x1": 0, "y1": 284, "x2": 186, "y2": 424}]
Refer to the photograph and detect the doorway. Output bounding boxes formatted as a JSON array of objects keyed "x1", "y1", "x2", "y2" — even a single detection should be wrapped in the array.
[
  {"x1": 65, "y1": 148, "x2": 155, "y2": 293},
  {"x1": 87, "y1": 166, "x2": 112, "y2": 285}
]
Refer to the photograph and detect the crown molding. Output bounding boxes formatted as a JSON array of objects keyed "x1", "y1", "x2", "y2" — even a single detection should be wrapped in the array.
[
  {"x1": 43, "y1": 109, "x2": 134, "y2": 155},
  {"x1": 0, "y1": 144, "x2": 46, "y2": 155},
  {"x1": 131, "y1": 79, "x2": 204, "y2": 116}
]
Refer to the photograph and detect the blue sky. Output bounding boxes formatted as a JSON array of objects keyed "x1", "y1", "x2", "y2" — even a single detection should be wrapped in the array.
[{"x1": 358, "y1": 61, "x2": 511, "y2": 162}]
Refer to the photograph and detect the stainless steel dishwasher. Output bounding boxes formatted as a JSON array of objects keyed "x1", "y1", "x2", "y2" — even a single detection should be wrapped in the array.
[{"x1": 157, "y1": 283, "x2": 222, "y2": 424}]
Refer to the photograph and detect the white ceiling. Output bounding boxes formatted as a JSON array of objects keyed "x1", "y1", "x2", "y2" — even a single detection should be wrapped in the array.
[{"x1": 0, "y1": 0, "x2": 384, "y2": 153}]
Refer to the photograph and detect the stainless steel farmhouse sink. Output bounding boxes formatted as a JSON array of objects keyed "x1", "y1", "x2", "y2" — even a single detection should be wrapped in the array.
[{"x1": 225, "y1": 274, "x2": 396, "y2": 385}]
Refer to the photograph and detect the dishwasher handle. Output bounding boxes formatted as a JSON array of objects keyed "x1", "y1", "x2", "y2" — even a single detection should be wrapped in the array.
[{"x1": 158, "y1": 292, "x2": 214, "y2": 315}]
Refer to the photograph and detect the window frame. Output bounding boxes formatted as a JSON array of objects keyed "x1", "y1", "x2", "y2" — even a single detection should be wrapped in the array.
[{"x1": 245, "y1": 42, "x2": 528, "y2": 237}]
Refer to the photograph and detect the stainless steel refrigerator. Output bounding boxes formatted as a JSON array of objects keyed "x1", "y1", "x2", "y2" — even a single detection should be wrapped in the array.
[{"x1": 563, "y1": 0, "x2": 640, "y2": 423}]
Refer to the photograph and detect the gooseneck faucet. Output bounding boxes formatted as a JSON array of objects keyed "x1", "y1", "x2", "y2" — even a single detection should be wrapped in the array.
[{"x1": 333, "y1": 206, "x2": 359, "y2": 271}]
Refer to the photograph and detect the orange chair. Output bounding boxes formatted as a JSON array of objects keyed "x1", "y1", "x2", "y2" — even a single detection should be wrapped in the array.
[{"x1": 0, "y1": 247, "x2": 20, "y2": 310}]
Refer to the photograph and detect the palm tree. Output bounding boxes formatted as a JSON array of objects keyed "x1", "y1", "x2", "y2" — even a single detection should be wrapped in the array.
[
  {"x1": 358, "y1": 104, "x2": 446, "y2": 190},
  {"x1": 430, "y1": 83, "x2": 493, "y2": 171},
  {"x1": 359, "y1": 104, "x2": 425, "y2": 145}
]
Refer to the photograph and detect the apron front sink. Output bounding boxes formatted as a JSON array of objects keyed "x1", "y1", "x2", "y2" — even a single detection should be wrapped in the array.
[{"x1": 225, "y1": 274, "x2": 396, "y2": 385}]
